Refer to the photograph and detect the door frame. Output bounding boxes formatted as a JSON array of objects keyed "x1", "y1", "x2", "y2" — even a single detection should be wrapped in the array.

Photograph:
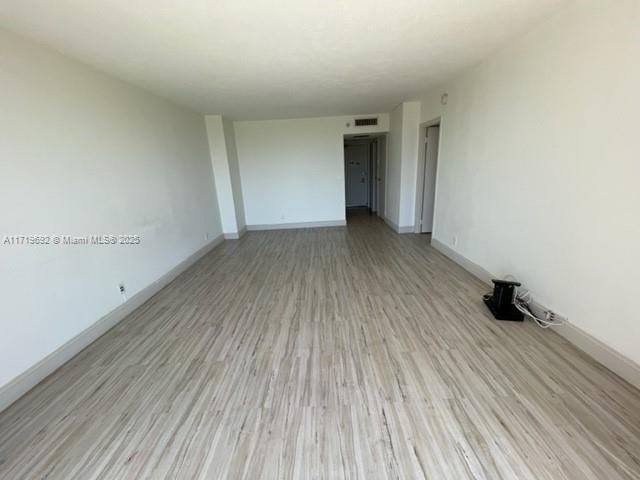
[
  {"x1": 342, "y1": 133, "x2": 389, "y2": 216},
  {"x1": 413, "y1": 117, "x2": 442, "y2": 233},
  {"x1": 378, "y1": 135, "x2": 387, "y2": 219},
  {"x1": 370, "y1": 140, "x2": 377, "y2": 212},
  {"x1": 344, "y1": 142, "x2": 370, "y2": 207}
]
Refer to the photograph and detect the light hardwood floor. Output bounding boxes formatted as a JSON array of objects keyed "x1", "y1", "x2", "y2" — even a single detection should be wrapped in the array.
[{"x1": 1, "y1": 211, "x2": 639, "y2": 479}]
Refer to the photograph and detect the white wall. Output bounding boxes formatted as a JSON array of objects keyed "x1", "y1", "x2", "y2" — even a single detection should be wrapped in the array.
[
  {"x1": 415, "y1": 1, "x2": 640, "y2": 365},
  {"x1": 234, "y1": 114, "x2": 389, "y2": 227},
  {"x1": 205, "y1": 115, "x2": 246, "y2": 236},
  {"x1": 206, "y1": 115, "x2": 238, "y2": 234},
  {"x1": 222, "y1": 117, "x2": 246, "y2": 231},
  {"x1": 398, "y1": 102, "x2": 421, "y2": 228},
  {"x1": 0, "y1": 28, "x2": 222, "y2": 389},
  {"x1": 386, "y1": 105, "x2": 404, "y2": 226},
  {"x1": 386, "y1": 102, "x2": 421, "y2": 231}
]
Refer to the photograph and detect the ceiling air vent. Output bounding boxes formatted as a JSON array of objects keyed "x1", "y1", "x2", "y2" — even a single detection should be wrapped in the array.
[{"x1": 354, "y1": 117, "x2": 378, "y2": 127}]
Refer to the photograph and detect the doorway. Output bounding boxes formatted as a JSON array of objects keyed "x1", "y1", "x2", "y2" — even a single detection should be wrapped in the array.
[
  {"x1": 415, "y1": 123, "x2": 440, "y2": 233},
  {"x1": 343, "y1": 134, "x2": 387, "y2": 222},
  {"x1": 344, "y1": 143, "x2": 369, "y2": 208}
]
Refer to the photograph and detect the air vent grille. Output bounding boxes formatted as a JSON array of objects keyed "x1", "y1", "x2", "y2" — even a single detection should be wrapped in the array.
[{"x1": 354, "y1": 118, "x2": 378, "y2": 127}]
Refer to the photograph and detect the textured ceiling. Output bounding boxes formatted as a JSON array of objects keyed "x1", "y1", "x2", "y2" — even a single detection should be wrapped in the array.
[{"x1": 0, "y1": 0, "x2": 567, "y2": 119}]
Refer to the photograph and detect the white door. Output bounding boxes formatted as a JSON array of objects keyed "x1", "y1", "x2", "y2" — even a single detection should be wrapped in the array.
[
  {"x1": 420, "y1": 126, "x2": 439, "y2": 233},
  {"x1": 344, "y1": 144, "x2": 369, "y2": 207}
]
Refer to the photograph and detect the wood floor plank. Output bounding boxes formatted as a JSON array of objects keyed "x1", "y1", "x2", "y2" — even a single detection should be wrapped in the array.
[{"x1": 1, "y1": 210, "x2": 639, "y2": 479}]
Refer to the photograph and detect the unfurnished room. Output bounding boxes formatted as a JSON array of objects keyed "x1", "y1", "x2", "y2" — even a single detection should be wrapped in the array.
[{"x1": 1, "y1": 1, "x2": 639, "y2": 479}]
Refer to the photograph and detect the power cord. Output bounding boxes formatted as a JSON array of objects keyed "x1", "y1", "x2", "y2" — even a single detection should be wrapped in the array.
[{"x1": 503, "y1": 275, "x2": 566, "y2": 329}]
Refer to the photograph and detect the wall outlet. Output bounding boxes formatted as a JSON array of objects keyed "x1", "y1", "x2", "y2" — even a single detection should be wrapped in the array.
[
  {"x1": 525, "y1": 294, "x2": 569, "y2": 326},
  {"x1": 205, "y1": 232, "x2": 210, "y2": 240},
  {"x1": 453, "y1": 235, "x2": 458, "y2": 247},
  {"x1": 544, "y1": 309, "x2": 568, "y2": 324},
  {"x1": 119, "y1": 283, "x2": 127, "y2": 301}
]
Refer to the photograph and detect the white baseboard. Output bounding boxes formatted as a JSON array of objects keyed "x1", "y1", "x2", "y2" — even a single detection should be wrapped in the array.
[
  {"x1": 383, "y1": 217, "x2": 414, "y2": 234},
  {"x1": 223, "y1": 226, "x2": 247, "y2": 240},
  {"x1": 246, "y1": 220, "x2": 346, "y2": 231},
  {"x1": 430, "y1": 237, "x2": 640, "y2": 391},
  {"x1": 0, "y1": 234, "x2": 225, "y2": 414},
  {"x1": 383, "y1": 216, "x2": 397, "y2": 231},
  {"x1": 554, "y1": 321, "x2": 640, "y2": 390}
]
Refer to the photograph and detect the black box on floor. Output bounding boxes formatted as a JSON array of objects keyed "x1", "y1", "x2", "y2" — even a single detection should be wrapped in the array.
[{"x1": 483, "y1": 279, "x2": 524, "y2": 321}]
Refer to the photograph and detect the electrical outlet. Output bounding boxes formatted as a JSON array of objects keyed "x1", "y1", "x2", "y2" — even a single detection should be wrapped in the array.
[
  {"x1": 453, "y1": 235, "x2": 458, "y2": 247},
  {"x1": 526, "y1": 296, "x2": 568, "y2": 327},
  {"x1": 119, "y1": 283, "x2": 127, "y2": 302},
  {"x1": 205, "y1": 232, "x2": 210, "y2": 240},
  {"x1": 545, "y1": 310, "x2": 567, "y2": 323}
]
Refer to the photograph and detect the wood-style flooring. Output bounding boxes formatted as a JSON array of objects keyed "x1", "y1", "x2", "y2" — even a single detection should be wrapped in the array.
[{"x1": 1, "y1": 211, "x2": 639, "y2": 479}]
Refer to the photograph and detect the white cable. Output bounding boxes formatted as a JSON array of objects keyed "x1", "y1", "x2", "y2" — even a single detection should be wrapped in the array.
[
  {"x1": 503, "y1": 276, "x2": 566, "y2": 328},
  {"x1": 515, "y1": 290, "x2": 556, "y2": 326},
  {"x1": 514, "y1": 300, "x2": 562, "y2": 328}
]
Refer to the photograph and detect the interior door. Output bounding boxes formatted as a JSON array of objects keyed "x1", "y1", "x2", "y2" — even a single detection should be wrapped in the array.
[
  {"x1": 420, "y1": 126, "x2": 439, "y2": 233},
  {"x1": 344, "y1": 144, "x2": 369, "y2": 207}
]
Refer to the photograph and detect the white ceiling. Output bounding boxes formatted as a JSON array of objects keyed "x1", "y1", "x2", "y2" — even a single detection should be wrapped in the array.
[{"x1": 0, "y1": 0, "x2": 566, "y2": 120}]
